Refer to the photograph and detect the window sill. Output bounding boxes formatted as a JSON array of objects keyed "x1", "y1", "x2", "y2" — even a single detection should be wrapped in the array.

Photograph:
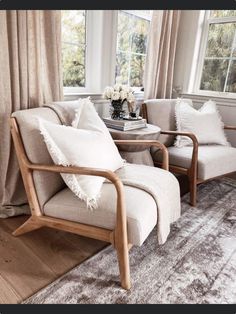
[
  {"x1": 181, "y1": 92, "x2": 236, "y2": 107},
  {"x1": 64, "y1": 91, "x2": 144, "y2": 101},
  {"x1": 64, "y1": 92, "x2": 102, "y2": 97}
]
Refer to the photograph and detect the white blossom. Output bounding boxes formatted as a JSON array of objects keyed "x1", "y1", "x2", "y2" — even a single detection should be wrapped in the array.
[
  {"x1": 120, "y1": 90, "x2": 128, "y2": 100},
  {"x1": 103, "y1": 84, "x2": 134, "y2": 102},
  {"x1": 123, "y1": 85, "x2": 133, "y2": 93},
  {"x1": 112, "y1": 91, "x2": 121, "y2": 101},
  {"x1": 103, "y1": 86, "x2": 114, "y2": 99},
  {"x1": 114, "y1": 84, "x2": 122, "y2": 92},
  {"x1": 127, "y1": 92, "x2": 135, "y2": 103}
]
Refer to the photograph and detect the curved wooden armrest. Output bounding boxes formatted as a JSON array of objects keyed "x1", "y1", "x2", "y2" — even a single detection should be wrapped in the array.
[
  {"x1": 224, "y1": 125, "x2": 236, "y2": 131},
  {"x1": 160, "y1": 130, "x2": 198, "y2": 175},
  {"x1": 114, "y1": 139, "x2": 169, "y2": 171},
  {"x1": 27, "y1": 163, "x2": 121, "y2": 185},
  {"x1": 161, "y1": 130, "x2": 198, "y2": 147},
  {"x1": 24, "y1": 162, "x2": 127, "y2": 233}
]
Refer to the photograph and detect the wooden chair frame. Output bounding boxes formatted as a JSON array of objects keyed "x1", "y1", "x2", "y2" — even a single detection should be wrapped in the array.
[
  {"x1": 142, "y1": 103, "x2": 236, "y2": 207},
  {"x1": 10, "y1": 117, "x2": 169, "y2": 290}
]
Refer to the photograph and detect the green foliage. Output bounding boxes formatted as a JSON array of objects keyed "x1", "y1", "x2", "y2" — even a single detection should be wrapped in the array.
[
  {"x1": 61, "y1": 10, "x2": 86, "y2": 87},
  {"x1": 211, "y1": 10, "x2": 236, "y2": 18},
  {"x1": 61, "y1": 10, "x2": 150, "y2": 88},
  {"x1": 115, "y1": 11, "x2": 150, "y2": 88},
  {"x1": 201, "y1": 14, "x2": 236, "y2": 93}
]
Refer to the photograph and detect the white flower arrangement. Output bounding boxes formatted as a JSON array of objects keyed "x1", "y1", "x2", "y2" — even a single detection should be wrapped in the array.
[{"x1": 103, "y1": 84, "x2": 135, "y2": 103}]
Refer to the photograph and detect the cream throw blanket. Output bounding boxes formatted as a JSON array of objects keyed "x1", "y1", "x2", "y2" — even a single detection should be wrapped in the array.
[
  {"x1": 45, "y1": 100, "x2": 181, "y2": 244},
  {"x1": 115, "y1": 163, "x2": 180, "y2": 244}
]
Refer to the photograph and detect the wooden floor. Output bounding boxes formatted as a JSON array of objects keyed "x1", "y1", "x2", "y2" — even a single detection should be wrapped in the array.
[
  {"x1": 0, "y1": 173, "x2": 235, "y2": 304},
  {"x1": 0, "y1": 215, "x2": 106, "y2": 304}
]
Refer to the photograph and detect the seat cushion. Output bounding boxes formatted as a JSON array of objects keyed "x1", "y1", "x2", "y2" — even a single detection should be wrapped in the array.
[
  {"x1": 153, "y1": 145, "x2": 236, "y2": 180},
  {"x1": 43, "y1": 183, "x2": 157, "y2": 246}
]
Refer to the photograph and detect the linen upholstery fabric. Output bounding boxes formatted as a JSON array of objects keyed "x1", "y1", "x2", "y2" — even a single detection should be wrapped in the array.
[
  {"x1": 175, "y1": 100, "x2": 229, "y2": 147},
  {"x1": 116, "y1": 150, "x2": 154, "y2": 166},
  {"x1": 0, "y1": 10, "x2": 63, "y2": 217},
  {"x1": 12, "y1": 105, "x2": 181, "y2": 244},
  {"x1": 44, "y1": 163, "x2": 181, "y2": 245},
  {"x1": 44, "y1": 184, "x2": 157, "y2": 246},
  {"x1": 144, "y1": 10, "x2": 181, "y2": 99},
  {"x1": 153, "y1": 145, "x2": 236, "y2": 180},
  {"x1": 144, "y1": 99, "x2": 193, "y2": 147},
  {"x1": 45, "y1": 100, "x2": 81, "y2": 125},
  {"x1": 39, "y1": 119, "x2": 124, "y2": 209},
  {"x1": 12, "y1": 108, "x2": 65, "y2": 208}
]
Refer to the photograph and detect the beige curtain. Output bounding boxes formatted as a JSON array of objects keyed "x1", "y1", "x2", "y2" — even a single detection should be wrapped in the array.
[
  {"x1": 0, "y1": 10, "x2": 63, "y2": 218},
  {"x1": 144, "y1": 10, "x2": 181, "y2": 99}
]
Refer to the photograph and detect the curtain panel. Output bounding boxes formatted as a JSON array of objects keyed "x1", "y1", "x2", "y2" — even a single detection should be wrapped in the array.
[
  {"x1": 144, "y1": 10, "x2": 181, "y2": 100},
  {"x1": 0, "y1": 10, "x2": 63, "y2": 217}
]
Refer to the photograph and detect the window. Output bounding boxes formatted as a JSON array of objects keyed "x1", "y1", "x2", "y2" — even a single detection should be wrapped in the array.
[
  {"x1": 199, "y1": 10, "x2": 236, "y2": 94},
  {"x1": 115, "y1": 10, "x2": 152, "y2": 89},
  {"x1": 61, "y1": 10, "x2": 86, "y2": 88},
  {"x1": 61, "y1": 10, "x2": 152, "y2": 95}
]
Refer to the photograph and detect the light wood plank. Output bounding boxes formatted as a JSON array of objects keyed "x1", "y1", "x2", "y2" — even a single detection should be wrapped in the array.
[
  {"x1": 0, "y1": 219, "x2": 58, "y2": 301},
  {"x1": 0, "y1": 216, "x2": 107, "y2": 304},
  {"x1": 0, "y1": 274, "x2": 21, "y2": 304},
  {"x1": 4, "y1": 215, "x2": 107, "y2": 277}
]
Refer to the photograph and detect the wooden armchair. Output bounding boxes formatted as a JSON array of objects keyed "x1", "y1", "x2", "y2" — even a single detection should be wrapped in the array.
[
  {"x1": 10, "y1": 107, "x2": 170, "y2": 290},
  {"x1": 142, "y1": 99, "x2": 236, "y2": 207}
]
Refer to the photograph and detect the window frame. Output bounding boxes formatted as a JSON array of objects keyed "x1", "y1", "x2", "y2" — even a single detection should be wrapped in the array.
[
  {"x1": 62, "y1": 10, "x2": 150, "y2": 96},
  {"x1": 63, "y1": 10, "x2": 118, "y2": 95},
  {"x1": 62, "y1": 10, "x2": 88, "y2": 93},
  {"x1": 115, "y1": 10, "x2": 152, "y2": 91},
  {"x1": 194, "y1": 10, "x2": 236, "y2": 98}
]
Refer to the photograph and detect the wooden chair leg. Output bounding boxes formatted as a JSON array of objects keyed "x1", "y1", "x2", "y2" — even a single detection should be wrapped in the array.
[
  {"x1": 189, "y1": 175, "x2": 197, "y2": 207},
  {"x1": 12, "y1": 216, "x2": 42, "y2": 236},
  {"x1": 116, "y1": 241, "x2": 131, "y2": 290}
]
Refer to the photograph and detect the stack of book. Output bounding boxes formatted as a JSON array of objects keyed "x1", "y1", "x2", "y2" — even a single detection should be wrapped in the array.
[{"x1": 103, "y1": 117, "x2": 147, "y2": 131}]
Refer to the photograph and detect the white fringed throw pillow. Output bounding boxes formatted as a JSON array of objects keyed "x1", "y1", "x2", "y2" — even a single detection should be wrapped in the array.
[
  {"x1": 175, "y1": 100, "x2": 230, "y2": 147},
  {"x1": 71, "y1": 97, "x2": 112, "y2": 138},
  {"x1": 39, "y1": 99, "x2": 124, "y2": 209}
]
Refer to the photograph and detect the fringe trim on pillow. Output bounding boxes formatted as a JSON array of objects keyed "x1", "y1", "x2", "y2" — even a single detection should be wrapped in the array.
[
  {"x1": 174, "y1": 99, "x2": 231, "y2": 147},
  {"x1": 65, "y1": 174, "x2": 100, "y2": 210},
  {"x1": 205, "y1": 100, "x2": 231, "y2": 147},
  {"x1": 38, "y1": 118, "x2": 100, "y2": 210},
  {"x1": 38, "y1": 119, "x2": 70, "y2": 165},
  {"x1": 71, "y1": 97, "x2": 93, "y2": 128},
  {"x1": 174, "y1": 98, "x2": 191, "y2": 148}
]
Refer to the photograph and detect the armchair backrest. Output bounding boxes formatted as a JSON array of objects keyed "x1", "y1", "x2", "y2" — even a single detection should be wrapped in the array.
[
  {"x1": 12, "y1": 107, "x2": 65, "y2": 210},
  {"x1": 144, "y1": 98, "x2": 192, "y2": 147}
]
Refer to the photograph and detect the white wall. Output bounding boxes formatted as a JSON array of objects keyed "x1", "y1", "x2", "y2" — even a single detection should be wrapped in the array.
[{"x1": 174, "y1": 10, "x2": 236, "y2": 147}]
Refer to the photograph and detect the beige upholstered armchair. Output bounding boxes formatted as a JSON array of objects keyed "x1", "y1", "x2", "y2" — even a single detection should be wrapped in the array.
[
  {"x1": 10, "y1": 106, "x2": 178, "y2": 290},
  {"x1": 142, "y1": 99, "x2": 236, "y2": 207}
]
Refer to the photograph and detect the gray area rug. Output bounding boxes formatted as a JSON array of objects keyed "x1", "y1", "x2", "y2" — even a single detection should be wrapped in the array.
[{"x1": 24, "y1": 178, "x2": 236, "y2": 304}]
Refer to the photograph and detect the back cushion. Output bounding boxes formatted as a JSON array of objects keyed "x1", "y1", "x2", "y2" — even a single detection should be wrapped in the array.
[
  {"x1": 12, "y1": 108, "x2": 65, "y2": 210},
  {"x1": 145, "y1": 99, "x2": 193, "y2": 147}
]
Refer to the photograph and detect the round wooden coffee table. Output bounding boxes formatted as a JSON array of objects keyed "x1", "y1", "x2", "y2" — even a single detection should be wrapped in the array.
[{"x1": 109, "y1": 124, "x2": 161, "y2": 166}]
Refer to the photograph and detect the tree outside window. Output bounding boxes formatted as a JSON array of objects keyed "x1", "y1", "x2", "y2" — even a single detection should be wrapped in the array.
[
  {"x1": 200, "y1": 10, "x2": 236, "y2": 93},
  {"x1": 61, "y1": 10, "x2": 86, "y2": 87},
  {"x1": 115, "y1": 10, "x2": 152, "y2": 89}
]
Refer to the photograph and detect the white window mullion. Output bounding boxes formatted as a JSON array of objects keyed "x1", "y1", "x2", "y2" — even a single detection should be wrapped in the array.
[{"x1": 63, "y1": 10, "x2": 117, "y2": 95}]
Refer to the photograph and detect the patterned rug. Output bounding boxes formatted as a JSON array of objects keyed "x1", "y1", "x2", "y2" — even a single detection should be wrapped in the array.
[{"x1": 24, "y1": 178, "x2": 236, "y2": 304}]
